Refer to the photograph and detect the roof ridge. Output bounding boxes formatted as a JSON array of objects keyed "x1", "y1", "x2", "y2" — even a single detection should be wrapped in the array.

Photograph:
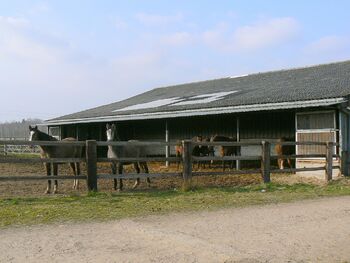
[{"x1": 249, "y1": 59, "x2": 350, "y2": 76}]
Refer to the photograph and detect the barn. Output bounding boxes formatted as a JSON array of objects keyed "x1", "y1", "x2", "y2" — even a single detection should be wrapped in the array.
[{"x1": 43, "y1": 60, "x2": 350, "y2": 172}]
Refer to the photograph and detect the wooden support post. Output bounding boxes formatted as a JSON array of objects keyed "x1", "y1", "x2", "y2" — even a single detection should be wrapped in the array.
[
  {"x1": 86, "y1": 140, "x2": 98, "y2": 191},
  {"x1": 165, "y1": 120, "x2": 170, "y2": 167},
  {"x1": 325, "y1": 142, "x2": 333, "y2": 181},
  {"x1": 236, "y1": 116, "x2": 241, "y2": 170},
  {"x1": 182, "y1": 140, "x2": 192, "y2": 191},
  {"x1": 261, "y1": 141, "x2": 271, "y2": 183}
]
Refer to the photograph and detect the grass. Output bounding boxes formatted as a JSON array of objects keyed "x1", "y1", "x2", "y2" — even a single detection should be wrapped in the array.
[{"x1": 1, "y1": 177, "x2": 350, "y2": 227}]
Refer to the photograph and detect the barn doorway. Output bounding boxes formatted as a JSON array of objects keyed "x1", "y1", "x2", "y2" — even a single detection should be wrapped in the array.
[{"x1": 296, "y1": 110, "x2": 339, "y2": 178}]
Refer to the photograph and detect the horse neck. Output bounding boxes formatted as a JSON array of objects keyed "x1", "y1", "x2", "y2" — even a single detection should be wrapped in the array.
[
  {"x1": 107, "y1": 132, "x2": 121, "y2": 157},
  {"x1": 38, "y1": 131, "x2": 57, "y2": 141},
  {"x1": 35, "y1": 131, "x2": 57, "y2": 157}
]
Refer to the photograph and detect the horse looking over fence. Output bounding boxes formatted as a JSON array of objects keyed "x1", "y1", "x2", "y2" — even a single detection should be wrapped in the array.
[
  {"x1": 192, "y1": 135, "x2": 212, "y2": 168},
  {"x1": 275, "y1": 137, "x2": 295, "y2": 169},
  {"x1": 175, "y1": 136, "x2": 212, "y2": 169},
  {"x1": 28, "y1": 125, "x2": 83, "y2": 194},
  {"x1": 106, "y1": 123, "x2": 150, "y2": 191},
  {"x1": 210, "y1": 135, "x2": 239, "y2": 171}
]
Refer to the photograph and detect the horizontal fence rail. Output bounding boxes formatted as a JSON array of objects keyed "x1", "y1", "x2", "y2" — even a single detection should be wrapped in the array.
[{"x1": 0, "y1": 140, "x2": 346, "y2": 193}]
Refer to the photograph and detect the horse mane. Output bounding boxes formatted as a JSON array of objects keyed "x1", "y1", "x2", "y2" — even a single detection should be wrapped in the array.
[{"x1": 38, "y1": 130, "x2": 58, "y2": 141}]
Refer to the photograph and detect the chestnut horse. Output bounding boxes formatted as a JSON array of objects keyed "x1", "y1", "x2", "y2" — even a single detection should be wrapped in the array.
[{"x1": 275, "y1": 137, "x2": 294, "y2": 169}]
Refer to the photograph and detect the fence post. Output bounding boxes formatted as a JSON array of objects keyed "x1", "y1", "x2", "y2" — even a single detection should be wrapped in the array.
[
  {"x1": 325, "y1": 142, "x2": 333, "y2": 181},
  {"x1": 182, "y1": 140, "x2": 192, "y2": 191},
  {"x1": 261, "y1": 141, "x2": 271, "y2": 183},
  {"x1": 86, "y1": 140, "x2": 98, "y2": 191}
]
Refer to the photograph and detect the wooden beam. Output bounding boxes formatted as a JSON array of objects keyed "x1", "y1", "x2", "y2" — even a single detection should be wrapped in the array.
[
  {"x1": 165, "y1": 120, "x2": 170, "y2": 167},
  {"x1": 86, "y1": 140, "x2": 97, "y2": 191},
  {"x1": 182, "y1": 140, "x2": 192, "y2": 191}
]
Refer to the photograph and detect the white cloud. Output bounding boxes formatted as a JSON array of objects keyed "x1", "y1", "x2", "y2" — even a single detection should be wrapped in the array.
[
  {"x1": 110, "y1": 16, "x2": 128, "y2": 30},
  {"x1": 135, "y1": 12, "x2": 183, "y2": 26},
  {"x1": 0, "y1": 16, "x2": 29, "y2": 27},
  {"x1": 28, "y1": 2, "x2": 50, "y2": 15},
  {"x1": 0, "y1": 16, "x2": 63, "y2": 63},
  {"x1": 305, "y1": 35, "x2": 350, "y2": 54},
  {"x1": 203, "y1": 17, "x2": 300, "y2": 53},
  {"x1": 160, "y1": 32, "x2": 193, "y2": 46}
]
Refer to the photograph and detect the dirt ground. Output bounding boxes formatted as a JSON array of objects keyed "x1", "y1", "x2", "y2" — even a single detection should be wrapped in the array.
[
  {"x1": 0, "y1": 196, "x2": 349, "y2": 262},
  {"x1": 0, "y1": 159, "x2": 324, "y2": 197}
]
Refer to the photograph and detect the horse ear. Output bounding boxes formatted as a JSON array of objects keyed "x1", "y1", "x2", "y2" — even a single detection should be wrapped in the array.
[
  {"x1": 111, "y1": 124, "x2": 116, "y2": 129},
  {"x1": 34, "y1": 125, "x2": 38, "y2": 130},
  {"x1": 106, "y1": 123, "x2": 110, "y2": 129},
  {"x1": 29, "y1": 125, "x2": 32, "y2": 131}
]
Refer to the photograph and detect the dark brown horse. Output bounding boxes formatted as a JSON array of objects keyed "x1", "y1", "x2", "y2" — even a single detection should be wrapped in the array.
[
  {"x1": 192, "y1": 135, "x2": 212, "y2": 169},
  {"x1": 106, "y1": 123, "x2": 150, "y2": 191},
  {"x1": 275, "y1": 137, "x2": 294, "y2": 169},
  {"x1": 29, "y1": 125, "x2": 83, "y2": 194},
  {"x1": 210, "y1": 135, "x2": 239, "y2": 171},
  {"x1": 174, "y1": 136, "x2": 212, "y2": 170}
]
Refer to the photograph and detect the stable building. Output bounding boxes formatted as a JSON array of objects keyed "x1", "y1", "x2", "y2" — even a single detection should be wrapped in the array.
[{"x1": 43, "y1": 60, "x2": 350, "y2": 173}]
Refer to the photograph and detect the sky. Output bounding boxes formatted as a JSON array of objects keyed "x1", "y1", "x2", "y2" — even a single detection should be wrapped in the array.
[{"x1": 0, "y1": 0, "x2": 350, "y2": 122}]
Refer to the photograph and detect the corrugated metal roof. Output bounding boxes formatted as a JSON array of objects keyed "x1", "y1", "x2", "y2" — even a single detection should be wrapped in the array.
[{"x1": 45, "y1": 60, "x2": 350, "y2": 125}]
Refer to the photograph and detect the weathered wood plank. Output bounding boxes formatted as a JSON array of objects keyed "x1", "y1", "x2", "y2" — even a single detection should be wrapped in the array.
[
  {"x1": 86, "y1": 140, "x2": 97, "y2": 191},
  {"x1": 192, "y1": 141, "x2": 261, "y2": 146},
  {"x1": 0, "y1": 175, "x2": 86, "y2": 181},
  {"x1": 326, "y1": 142, "x2": 333, "y2": 181},
  {"x1": 271, "y1": 167, "x2": 326, "y2": 173},
  {"x1": 182, "y1": 140, "x2": 192, "y2": 191},
  {"x1": 261, "y1": 141, "x2": 271, "y2": 183},
  {"x1": 192, "y1": 169, "x2": 262, "y2": 176},
  {"x1": 97, "y1": 172, "x2": 181, "y2": 179},
  {"x1": 97, "y1": 157, "x2": 180, "y2": 163},
  {"x1": 270, "y1": 154, "x2": 327, "y2": 159},
  {"x1": 192, "y1": 156, "x2": 261, "y2": 161},
  {"x1": 96, "y1": 141, "x2": 176, "y2": 147},
  {"x1": 0, "y1": 140, "x2": 85, "y2": 146},
  {"x1": 0, "y1": 158, "x2": 85, "y2": 164}
]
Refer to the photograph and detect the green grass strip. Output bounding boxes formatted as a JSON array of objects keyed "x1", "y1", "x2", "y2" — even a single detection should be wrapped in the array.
[{"x1": 1, "y1": 178, "x2": 350, "y2": 227}]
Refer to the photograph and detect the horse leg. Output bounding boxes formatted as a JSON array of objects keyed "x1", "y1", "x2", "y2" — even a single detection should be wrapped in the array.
[
  {"x1": 141, "y1": 162, "x2": 151, "y2": 187},
  {"x1": 111, "y1": 161, "x2": 117, "y2": 190},
  {"x1": 45, "y1": 162, "x2": 51, "y2": 194},
  {"x1": 53, "y1": 163, "x2": 58, "y2": 194},
  {"x1": 69, "y1": 162, "x2": 77, "y2": 189},
  {"x1": 75, "y1": 162, "x2": 80, "y2": 189},
  {"x1": 176, "y1": 152, "x2": 180, "y2": 170},
  {"x1": 132, "y1": 163, "x2": 141, "y2": 189},
  {"x1": 279, "y1": 158, "x2": 284, "y2": 170},
  {"x1": 287, "y1": 158, "x2": 292, "y2": 169},
  {"x1": 117, "y1": 163, "x2": 123, "y2": 191}
]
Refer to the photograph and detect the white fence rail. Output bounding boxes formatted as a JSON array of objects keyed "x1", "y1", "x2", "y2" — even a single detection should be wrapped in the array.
[{"x1": 0, "y1": 138, "x2": 40, "y2": 155}]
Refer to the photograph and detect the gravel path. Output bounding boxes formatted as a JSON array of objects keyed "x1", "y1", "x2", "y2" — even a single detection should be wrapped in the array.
[{"x1": 1, "y1": 196, "x2": 350, "y2": 263}]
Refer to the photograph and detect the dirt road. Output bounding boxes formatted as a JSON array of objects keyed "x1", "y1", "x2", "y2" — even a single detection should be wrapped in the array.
[{"x1": 1, "y1": 196, "x2": 350, "y2": 263}]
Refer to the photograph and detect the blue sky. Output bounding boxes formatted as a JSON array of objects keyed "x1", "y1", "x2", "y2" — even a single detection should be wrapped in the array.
[{"x1": 1, "y1": 1, "x2": 350, "y2": 122}]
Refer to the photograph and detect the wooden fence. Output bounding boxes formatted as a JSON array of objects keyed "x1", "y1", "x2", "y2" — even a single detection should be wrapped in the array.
[{"x1": 0, "y1": 140, "x2": 346, "y2": 192}]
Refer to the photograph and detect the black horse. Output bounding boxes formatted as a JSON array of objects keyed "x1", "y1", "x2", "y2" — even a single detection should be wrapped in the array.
[{"x1": 29, "y1": 125, "x2": 83, "y2": 194}]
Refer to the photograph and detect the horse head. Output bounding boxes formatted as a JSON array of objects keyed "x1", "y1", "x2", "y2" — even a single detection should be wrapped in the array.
[
  {"x1": 106, "y1": 123, "x2": 119, "y2": 141},
  {"x1": 29, "y1": 125, "x2": 39, "y2": 141}
]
